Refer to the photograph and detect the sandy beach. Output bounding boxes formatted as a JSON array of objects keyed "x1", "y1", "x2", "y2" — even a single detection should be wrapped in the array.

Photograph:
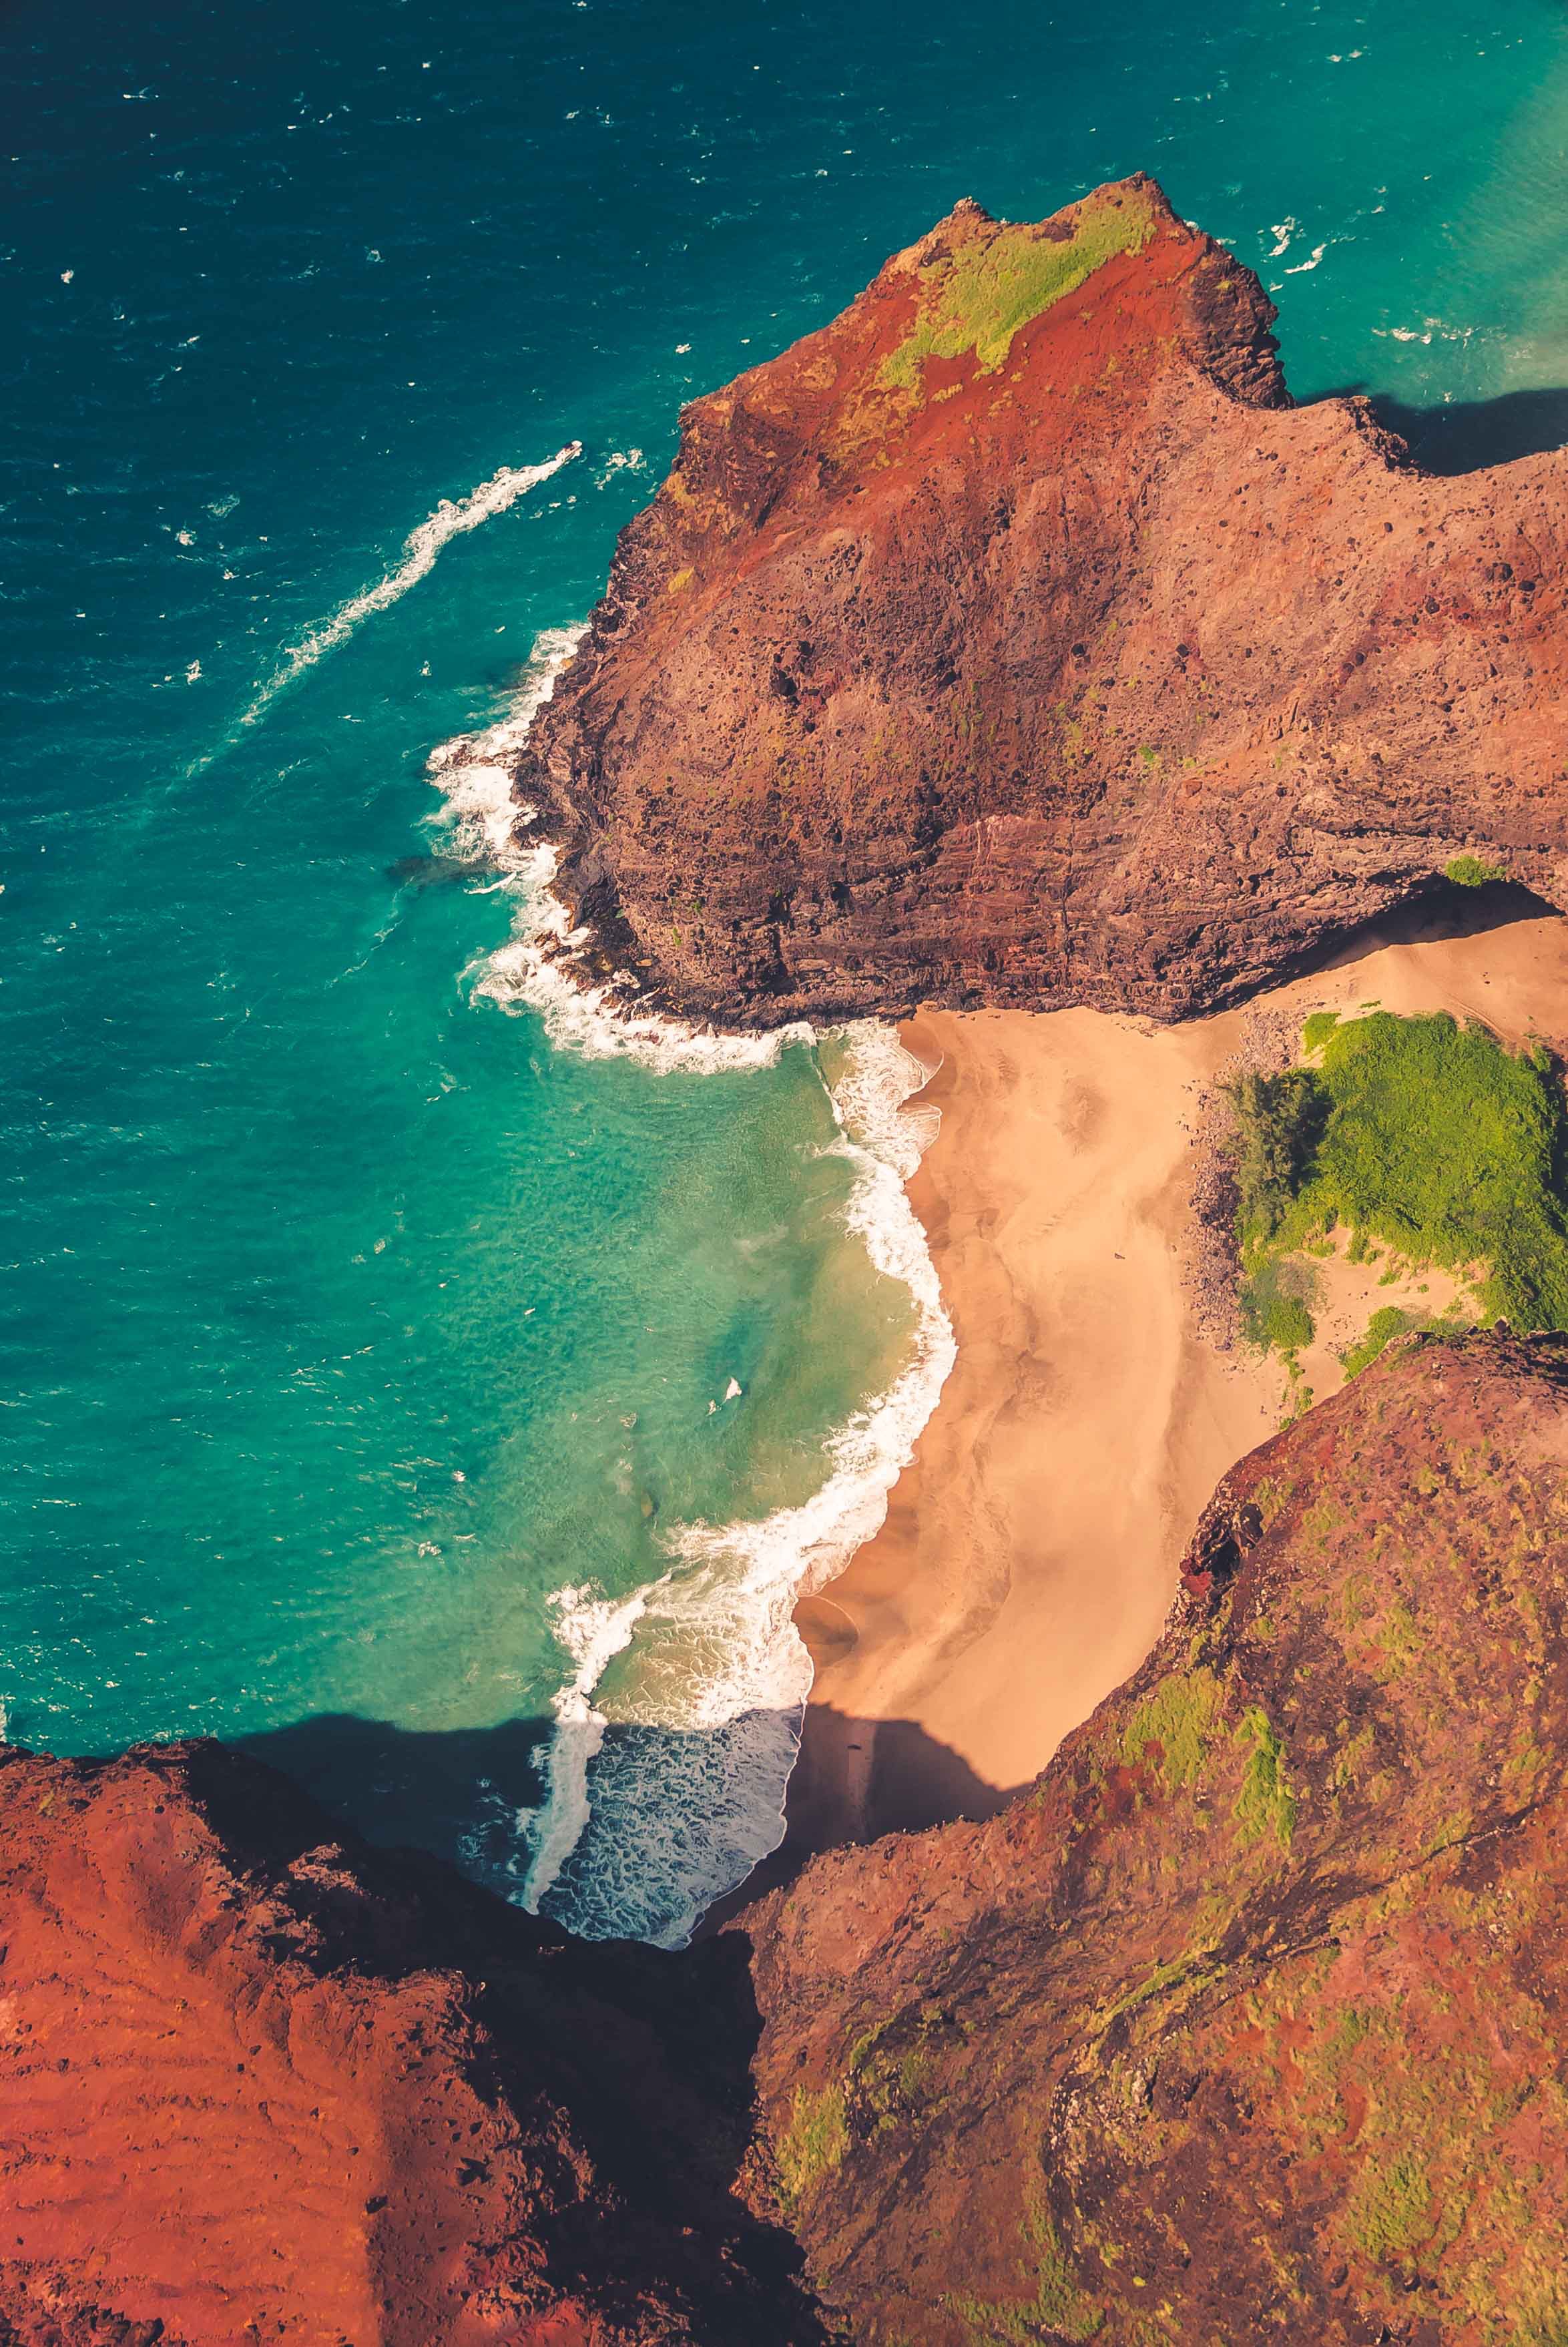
[{"x1": 790, "y1": 893, "x2": 1568, "y2": 1851}]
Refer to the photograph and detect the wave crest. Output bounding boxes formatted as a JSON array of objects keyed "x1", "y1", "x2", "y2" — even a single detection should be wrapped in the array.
[
  {"x1": 242, "y1": 445, "x2": 581, "y2": 724},
  {"x1": 426, "y1": 629, "x2": 955, "y2": 1947}
]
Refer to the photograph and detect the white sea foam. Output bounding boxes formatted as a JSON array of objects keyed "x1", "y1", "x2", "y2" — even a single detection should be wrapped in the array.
[
  {"x1": 520, "y1": 1024, "x2": 955, "y2": 1946},
  {"x1": 240, "y1": 445, "x2": 581, "y2": 726},
  {"x1": 425, "y1": 632, "x2": 955, "y2": 1944},
  {"x1": 519, "y1": 1575, "x2": 668, "y2": 1914},
  {"x1": 426, "y1": 622, "x2": 811, "y2": 1073}
]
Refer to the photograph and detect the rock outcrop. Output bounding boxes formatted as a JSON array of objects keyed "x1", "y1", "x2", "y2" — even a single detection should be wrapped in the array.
[
  {"x1": 520, "y1": 177, "x2": 1568, "y2": 1025},
  {"x1": 0, "y1": 1740, "x2": 824, "y2": 2347},
  {"x1": 736, "y1": 1332, "x2": 1568, "y2": 2344},
  {"x1": 10, "y1": 1340, "x2": 1568, "y2": 2341}
]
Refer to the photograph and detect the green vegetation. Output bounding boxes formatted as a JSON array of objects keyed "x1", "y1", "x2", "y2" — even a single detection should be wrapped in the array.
[
  {"x1": 948, "y1": 2195, "x2": 1102, "y2": 2344},
  {"x1": 1521, "y1": 2296, "x2": 1568, "y2": 2347},
  {"x1": 1340, "y1": 1304, "x2": 1415, "y2": 1378},
  {"x1": 1232, "y1": 1706, "x2": 1298, "y2": 1851},
  {"x1": 1346, "y1": 2150, "x2": 1433, "y2": 2263},
  {"x1": 1231, "y1": 1011, "x2": 1568, "y2": 1336},
  {"x1": 1238, "y1": 1256, "x2": 1316, "y2": 1355},
  {"x1": 1119, "y1": 1667, "x2": 1221, "y2": 1790},
  {"x1": 880, "y1": 190, "x2": 1158, "y2": 393},
  {"x1": 774, "y1": 2083, "x2": 847, "y2": 2205},
  {"x1": 1445, "y1": 854, "x2": 1505, "y2": 888},
  {"x1": 844, "y1": 2009, "x2": 943, "y2": 2135},
  {"x1": 1228, "y1": 1067, "x2": 1328, "y2": 1241}
]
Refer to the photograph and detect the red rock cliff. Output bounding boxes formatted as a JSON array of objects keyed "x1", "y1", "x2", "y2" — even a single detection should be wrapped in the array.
[
  {"x1": 521, "y1": 176, "x2": 1568, "y2": 1024},
  {"x1": 11, "y1": 1340, "x2": 1568, "y2": 2342},
  {"x1": 0, "y1": 1740, "x2": 824, "y2": 2347},
  {"x1": 736, "y1": 1332, "x2": 1568, "y2": 2344}
]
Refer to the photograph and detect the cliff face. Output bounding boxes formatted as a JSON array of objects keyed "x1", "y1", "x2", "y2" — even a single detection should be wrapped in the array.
[
  {"x1": 521, "y1": 177, "x2": 1568, "y2": 1025},
  {"x1": 9, "y1": 1342, "x2": 1568, "y2": 2342},
  {"x1": 736, "y1": 1333, "x2": 1568, "y2": 2344},
  {"x1": 0, "y1": 1740, "x2": 824, "y2": 2347}
]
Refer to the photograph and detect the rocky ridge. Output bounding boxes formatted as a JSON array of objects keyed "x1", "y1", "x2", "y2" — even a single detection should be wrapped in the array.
[
  {"x1": 738, "y1": 1332, "x2": 1568, "y2": 2344},
  {"x1": 520, "y1": 177, "x2": 1568, "y2": 1026},
  {"x1": 0, "y1": 1739, "x2": 823, "y2": 2347}
]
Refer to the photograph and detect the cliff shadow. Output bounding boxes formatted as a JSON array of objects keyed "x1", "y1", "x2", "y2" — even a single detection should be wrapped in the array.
[
  {"x1": 1318, "y1": 381, "x2": 1568, "y2": 475},
  {"x1": 231, "y1": 1710, "x2": 833, "y2": 2339},
  {"x1": 1270, "y1": 875, "x2": 1562, "y2": 999},
  {"x1": 698, "y1": 1703, "x2": 1030, "y2": 1931},
  {"x1": 241, "y1": 1706, "x2": 554, "y2": 1887},
  {"x1": 242, "y1": 1696, "x2": 1027, "y2": 1934}
]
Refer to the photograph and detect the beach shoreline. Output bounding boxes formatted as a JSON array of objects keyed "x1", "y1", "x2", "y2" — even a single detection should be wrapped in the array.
[{"x1": 780, "y1": 894, "x2": 1568, "y2": 1864}]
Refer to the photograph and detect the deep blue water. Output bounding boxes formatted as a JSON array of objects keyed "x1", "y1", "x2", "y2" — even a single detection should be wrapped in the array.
[{"x1": 6, "y1": 0, "x2": 1568, "y2": 1940}]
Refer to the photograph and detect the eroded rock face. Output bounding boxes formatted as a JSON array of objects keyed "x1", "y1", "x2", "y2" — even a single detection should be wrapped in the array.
[
  {"x1": 0, "y1": 1741, "x2": 824, "y2": 2347},
  {"x1": 11, "y1": 1342, "x2": 1568, "y2": 2342},
  {"x1": 735, "y1": 1333, "x2": 1568, "y2": 2344},
  {"x1": 521, "y1": 177, "x2": 1568, "y2": 1025}
]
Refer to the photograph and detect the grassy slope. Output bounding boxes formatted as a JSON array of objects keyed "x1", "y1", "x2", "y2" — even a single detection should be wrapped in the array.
[
  {"x1": 879, "y1": 188, "x2": 1161, "y2": 392},
  {"x1": 1234, "y1": 1011, "x2": 1568, "y2": 1363}
]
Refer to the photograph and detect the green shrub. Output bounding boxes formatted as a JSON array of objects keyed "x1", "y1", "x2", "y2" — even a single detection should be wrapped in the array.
[
  {"x1": 880, "y1": 188, "x2": 1158, "y2": 393},
  {"x1": 774, "y1": 2083, "x2": 847, "y2": 2205},
  {"x1": 1233, "y1": 1012, "x2": 1568, "y2": 1335},
  {"x1": 1304, "y1": 1012, "x2": 1568, "y2": 1328},
  {"x1": 1445, "y1": 854, "x2": 1505, "y2": 888},
  {"x1": 1239, "y1": 1256, "x2": 1316, "y2": 1354},
  {"x1": 1341, "y1": 1304, "x2": 1412, "y2": 1378},
  {"x1": 1228, "y1": 1067, "x2": 1330, "y2": 1246}
]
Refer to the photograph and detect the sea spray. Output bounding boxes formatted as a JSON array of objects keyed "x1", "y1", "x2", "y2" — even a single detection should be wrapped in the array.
[
  {"x1": 427, "y1": 627, "x2": 956, "y2": 1944},
  {"x1": 517, "y1": 1575, "x2": 669, "y2": 1914},
  {"x1": 428, "y1": 626, "x2": 812, "y2": 1072}
]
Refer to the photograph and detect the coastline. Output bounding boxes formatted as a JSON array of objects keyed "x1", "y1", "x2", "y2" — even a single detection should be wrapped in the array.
[{"x1": 786, "y1": 894, "x2": 1568, "y2": 1858}]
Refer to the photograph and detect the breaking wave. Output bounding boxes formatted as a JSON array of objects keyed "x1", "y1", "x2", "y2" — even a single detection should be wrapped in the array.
[{"x1": 427, "y1": 628, "x2": 955, "y2": 1946}]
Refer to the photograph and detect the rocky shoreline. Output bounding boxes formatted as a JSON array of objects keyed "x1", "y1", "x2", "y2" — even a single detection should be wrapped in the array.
[
  {"x1": 515, "y1": 176, "x2": 1568, "y2": 1034},
  {"x1": 11, "y1": 1330, "x2": 1568, "y2": 2342}
]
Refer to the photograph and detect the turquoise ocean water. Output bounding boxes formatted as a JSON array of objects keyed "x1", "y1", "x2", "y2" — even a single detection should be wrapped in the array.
[{"x1": 7, "y1": 0, "x2": 1568, "y2": 1942}]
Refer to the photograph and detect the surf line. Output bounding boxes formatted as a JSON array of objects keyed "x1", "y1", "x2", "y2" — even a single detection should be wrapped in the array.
[{"x1": 427, "y1": 633, "x2": 957, "y2": 1942}]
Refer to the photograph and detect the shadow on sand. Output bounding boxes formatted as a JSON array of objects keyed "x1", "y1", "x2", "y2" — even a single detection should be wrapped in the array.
[
  {"x1": 1272, "y1": 876, "x2": 1561, "y2": 1001},
  {"x1": 241, "y1": 1696, "x2": 1027, "y2": 1939}
]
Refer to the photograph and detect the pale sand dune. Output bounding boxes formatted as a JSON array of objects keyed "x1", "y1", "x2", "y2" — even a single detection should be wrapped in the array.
[{"x1": 796, "y1": 899, "x2": 1568, "y2": 1844}]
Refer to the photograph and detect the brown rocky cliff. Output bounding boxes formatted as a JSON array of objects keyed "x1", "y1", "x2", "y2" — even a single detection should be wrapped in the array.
[
  {"x1": 521, "y1": 177, "x2": 1568, "y2": 1025},
  {"x1": 11, "y1": 1341, "x2": 1568, "y2": 2342},
  {"x1": 0, "y1": 1740, "x2": 826, "y2": 2347},
  {"x1": 734, "y1": 1332, "x2": 1568, "y2": 2344}
]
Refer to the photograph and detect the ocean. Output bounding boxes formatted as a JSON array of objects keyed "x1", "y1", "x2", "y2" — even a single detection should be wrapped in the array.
[{"x1": 5, "y1": 0, "x2": 1568, "y2": 1943}]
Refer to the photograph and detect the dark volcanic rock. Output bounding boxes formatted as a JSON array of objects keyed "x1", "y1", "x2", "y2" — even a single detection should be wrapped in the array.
[
  {"x1": 734, "y1": 1332, "x2": 1568, "y2": 2344},
  {"x1": 520, "y1": 176, "x2": 1568, "y2": 1027},
  {"x1": 0, "y1": 1740, "x2": 825, "y2": 2347}
]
